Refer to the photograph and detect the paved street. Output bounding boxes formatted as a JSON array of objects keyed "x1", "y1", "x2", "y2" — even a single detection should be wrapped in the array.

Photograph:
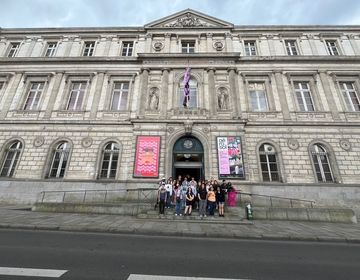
[
  {"x1": 0, "y1": 205, "x2": 359, "y2": 243},
  {"x1": 0, "y1": 229, "x2": 359, "y2": 280}
]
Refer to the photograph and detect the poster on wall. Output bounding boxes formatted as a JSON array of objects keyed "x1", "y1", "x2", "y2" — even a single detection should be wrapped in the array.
[
  {"x1": 133, "y1": 136, "x2": 161, "y2": 178},
  {"x1": 217, "y1": 136, "x2": 245, "y2": 179}
]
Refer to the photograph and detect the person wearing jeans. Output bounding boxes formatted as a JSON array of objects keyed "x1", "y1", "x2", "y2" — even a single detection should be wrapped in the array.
[
  {"x1": 174, "y1": 184, "x2": 183, "y2": 216},
  {"x1": 207, "y1": 186, "x2": 216, "y2": 216},
  {"x1": 198, "y1": 182, "x2": 207, "y2": 217}
]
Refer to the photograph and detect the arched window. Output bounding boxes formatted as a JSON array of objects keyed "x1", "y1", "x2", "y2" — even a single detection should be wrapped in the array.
[
  {"x1": 100, "y1": 142, "x2": 119, "y2": 179},
  {"x1": 310, "y1": 144, "x2": 334, "y2": 182},
  {"x1": 0, "y1": 141, "x2": 22, "y2": 177},
  {"x1": 259, "y1": 143, "x2": 279, "y2": 182},
  {"x1": 179, "y1": 78, "x2": 198, "y2": 108},
  {"x1": 48, "y1": 141, "x2": 70, "y2": 178}
]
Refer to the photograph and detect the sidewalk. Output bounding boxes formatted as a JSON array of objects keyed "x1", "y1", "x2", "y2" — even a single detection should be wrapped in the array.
[{"x1": 0, "y1": 205, "x2": 359, "y2": 243}]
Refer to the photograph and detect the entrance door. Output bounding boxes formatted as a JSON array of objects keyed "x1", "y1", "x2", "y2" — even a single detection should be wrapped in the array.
[{"x1": 172, "y1": 136, "x2": 204, "y2": 181}]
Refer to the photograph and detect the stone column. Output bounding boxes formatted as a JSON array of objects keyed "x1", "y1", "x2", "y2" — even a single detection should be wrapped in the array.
[
  {"x1": 307, "y1": 34, "x2": 318, "y2": 55},
  {"x1": 145, "y1": 33, "x2": 152, "y2": 53},
  {"x1": 164, "y1": 33, "x2": 171, "y2": 53},
  {"x1": 90, "y1": 72, "x2": 105, "y2": 119},
  {"x1": 161, "y1": 68, "x2": 169, "y2": 116},
  {"x1": 26, "y1": 37, "x2": 37, "y2": 57},
  {"x1": 348, "y1": 34, "x2": 360, "y2": 55},
  {"x1": 225, "y1": 32, "x2": 233, "y2": 52},
  {"x1": 318, "y1": 71, "x2": 340, "y2": 120},
  {"x1": 44, "y1": 72, "x2": 64, "y2": 119},
  {"x1": 274, "y1": 71, "x2": 291, "y2": 120},
  {"x1": 0, "y1": 73, "x2": 23, "y2": 119},
  {"x1": 228, "y1": 67, "x2": 240, "y2": 117},
  {"x1": 206, "y1": 33, "x2": 213, "y2": 52},
  {"x1": 64, "y1": 36, "x2": 74, "y2": 57},
  {"x1": 138, "y1": 68, "x2": 149, "y2": 116},
  {"x1": 207, "y1": 67, "x2": 216, "y2": 116}
]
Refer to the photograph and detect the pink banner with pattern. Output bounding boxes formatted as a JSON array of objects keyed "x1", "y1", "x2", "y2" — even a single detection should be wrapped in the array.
[{"x1": 134, "y1": 136, "x2": 161, "y2": 178}]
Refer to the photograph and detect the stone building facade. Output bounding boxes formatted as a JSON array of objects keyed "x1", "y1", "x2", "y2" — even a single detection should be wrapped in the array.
[{"x1": 0, "y1": 9, "x2": 359, "y2": 212}]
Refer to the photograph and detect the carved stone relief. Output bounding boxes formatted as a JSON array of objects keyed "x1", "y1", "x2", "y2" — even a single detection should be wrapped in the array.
[
  {"x1": 339, "y1": 139, "x2": 351, "y2": 151},
  {"x1": 164, "y1": 13, "x2": 209, "y2": 27},
  {"x1": 33, "y1": 136, "x2": 45, "y2": 147},
  {"x1": 217, "y1": 87, "x2": 229, "y2": 110},
  {"x1": 287, "y1": 139, "x2": 300, "y2": 150},
  {"x1": 148, "y1": 87, "x2": 159, "y2": 111}
]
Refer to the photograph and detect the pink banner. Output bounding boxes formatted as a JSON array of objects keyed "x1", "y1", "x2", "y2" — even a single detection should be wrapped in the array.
[
  {"x1": 218, "y1": 137, "x2": 230, "y2": 175},
  {"x1": 133, "y1": 136, "x2": 160, "y2": 178},
  {"x1": 217, "y1": 136, "x2": 245, "y2": 179}
]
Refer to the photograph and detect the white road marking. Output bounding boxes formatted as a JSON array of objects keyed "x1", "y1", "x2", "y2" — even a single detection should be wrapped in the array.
[
  {"x1": 0, "y1": 267, "x2": 67, "y2": 278},
  {"x1": 127, "y1": 275, "x2": 251, "y2": 280}
]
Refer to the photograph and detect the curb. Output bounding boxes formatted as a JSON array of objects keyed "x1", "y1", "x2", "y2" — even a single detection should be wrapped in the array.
[{"x1": 1, "y1": 223, "x2": 359, "y2": 244}]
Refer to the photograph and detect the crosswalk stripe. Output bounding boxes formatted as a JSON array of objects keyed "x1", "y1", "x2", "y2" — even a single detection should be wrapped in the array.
[
  {"x1": 0, "y1": 267, "x2": 67, "y2": 278},
  {"x1": 127, "y1": 275, "x2": 251, "y2": 280}
]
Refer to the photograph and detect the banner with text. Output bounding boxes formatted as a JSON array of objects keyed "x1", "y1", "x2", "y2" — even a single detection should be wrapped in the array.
[
  {"x1": 133, "y1": 136, "x2": 161, "y2": 178},
  {"x1": 217, "y1": 136, "x2": 245, "y2": 179}
]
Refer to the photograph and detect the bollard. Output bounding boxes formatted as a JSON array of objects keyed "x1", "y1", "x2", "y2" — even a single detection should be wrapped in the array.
[{"x1": 245, "y1": 203, "x2": 253, "y2": 220}]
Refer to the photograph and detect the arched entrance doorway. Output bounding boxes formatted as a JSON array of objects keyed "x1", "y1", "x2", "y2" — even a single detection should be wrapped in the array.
[{"x1": 173, "y1": 136, "x2": 204, "y2": 181}]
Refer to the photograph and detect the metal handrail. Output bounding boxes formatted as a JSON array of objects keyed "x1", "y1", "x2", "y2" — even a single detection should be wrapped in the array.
[
  {"x1": 39, "y1": 189, "x2": 128, "y2": 204},
  {"x1": 235, "y1": 191, "x2": 315, "y2": 208}
]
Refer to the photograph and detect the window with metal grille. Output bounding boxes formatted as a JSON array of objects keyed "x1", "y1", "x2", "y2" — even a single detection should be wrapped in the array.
[
  {"x1": 23, "y1": 82, "x2": 44, "y2": 110},
  {"x1": 285, "y1": 40, "x2": 298, "y2": 55},
  {"x1": 100, "y1": 142, "x2": 119, "y2": 179},
  {"x1": 259, "y1": 144, "x2": 279, "y2": 182},
  {"x1": 83, "y1": 41, "x2": 95, "y2": 56},
  {"x1": 249, "y1": 82, "x2": 268, "y2": 111},
  {"x1": 0, "y1": 141, "x2": 22, "y2": 177},
  {"x1": 45, "y1": 42, "x2": 57, "y2": 57},
  {"x1": 294, "y1": 82, "x2": 315, "y2": 111},
  {"x1": 110, "y1": 82, "x2": 129, "y2": 110},
  {"x1": 181, "y1": 41, "x2": 195, "y2": 53},
  {"x1": 244, "y1": 41, "x2": 256, "y2": 56},
  {"x1": 49, "y1": 142, "x2": 70, "y2": 178},
  {"x1": 8, "y1": 43, "x2": 20, "y2": 57},
  {"x1": 67, "y1": 82, "x2": 86, "y2": 110},
  {"x1": 311, "y1": 144, "x2": 334, "y2": 182},
  {"x1": 121, "y1": 41, "x2": 133, "y2": 56},
  {"x1": 340, "y1": 82, "x2": 360, "y2": 112},
  {"x1": 326, "y1": 40, "x2": 339, "y2": 56}
]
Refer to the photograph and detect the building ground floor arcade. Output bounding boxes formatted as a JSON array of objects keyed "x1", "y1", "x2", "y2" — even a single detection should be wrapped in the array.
[{"x1": 0, "y1": 121, "x2": 359, "y2": 214}]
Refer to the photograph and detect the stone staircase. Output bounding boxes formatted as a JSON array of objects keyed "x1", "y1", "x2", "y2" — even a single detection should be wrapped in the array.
[{"x1": 136, "y1": 206, "x2": 252, "y2": 225}]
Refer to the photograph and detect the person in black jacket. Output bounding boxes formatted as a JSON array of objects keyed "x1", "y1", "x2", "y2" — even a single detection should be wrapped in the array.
[{"x1": 216, "y1": 185, "x2": 226, "y2": 217}]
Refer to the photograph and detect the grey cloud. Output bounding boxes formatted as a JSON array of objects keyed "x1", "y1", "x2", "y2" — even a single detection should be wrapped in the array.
[{"x1": 0, "y1": 0, "x2": 360, "y2": 28}]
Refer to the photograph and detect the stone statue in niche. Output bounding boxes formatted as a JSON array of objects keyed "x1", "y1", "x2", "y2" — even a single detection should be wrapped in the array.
[
  {"x1": 218, "y1": 88, "x2": 229, "y2": 110},
  {"x1": 148, "y1": 88, "x2": 159, "y2": 111}
]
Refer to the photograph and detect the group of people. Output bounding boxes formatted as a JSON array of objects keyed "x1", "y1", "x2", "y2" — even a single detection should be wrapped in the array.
[{"x1": 157, "y1": 175, "x2": 235, "y2": 218}]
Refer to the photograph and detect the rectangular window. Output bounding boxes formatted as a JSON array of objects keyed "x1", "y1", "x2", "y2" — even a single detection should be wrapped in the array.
[
  {"x1": 326, "y1": 40, "x2": 339, "y2": 56},
  {"x1": 121, "y1": 41, "x2": 134, "y2": 56},
  {"x1": 244, "y1": 41, "x2": 256, "y2": 56},
  {"x1": 248, "y1": 82, "x2": 268, "y2": 111},
  {"x1": 45, "y1": 42, "x2": 57, "y2": 57},
  {"x1": 340, "y1": 82, "x2": 360, "y2": 112},
  {"x1": 83, "y1": 42, "x2": 95, "y2": 56},
  {"x1": 110, "y1": 82, "x2": 129, "y2": 110},
  {"x1": 8, "y1": 43, "x2": 20, "y2": 57},
  {"x1": 294, "y1": 82, "x2": 315, "y2": 112},
  {"x1": 23, "y1": 82, "x2": 44, "y2": 110},
  {"x1": 181, "y1": 41, "x2": 195, "y2": 53},
  {"x1": 67, "y1": 82, "x2": 86, "y2": 110},
  {"x1": 285, "y1": 40, "x2": 298, "y2": 55},
  {"x1": 0, "y1": 82, "x2": 3, "y2": 91}
]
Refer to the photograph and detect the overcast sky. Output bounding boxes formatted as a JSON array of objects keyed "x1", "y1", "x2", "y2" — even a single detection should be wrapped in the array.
[{"x1": 0, "y1": 0, "x2": 360, "y2": 28}]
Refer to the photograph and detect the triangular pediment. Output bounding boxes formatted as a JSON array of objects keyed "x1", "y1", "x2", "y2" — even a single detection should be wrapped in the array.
[{"x1": 145, "y1": 9, "x2": 233, "y2": 29}]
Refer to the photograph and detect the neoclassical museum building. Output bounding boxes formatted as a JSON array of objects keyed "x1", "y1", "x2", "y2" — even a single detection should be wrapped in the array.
[{"x1": 0, "y1": 9, "x2": 359, "y2": 211}]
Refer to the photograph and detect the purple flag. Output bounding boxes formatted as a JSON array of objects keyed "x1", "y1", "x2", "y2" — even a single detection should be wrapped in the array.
[{"x1": 182, "y1": 67, "x2": 191, "y2": 107}]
